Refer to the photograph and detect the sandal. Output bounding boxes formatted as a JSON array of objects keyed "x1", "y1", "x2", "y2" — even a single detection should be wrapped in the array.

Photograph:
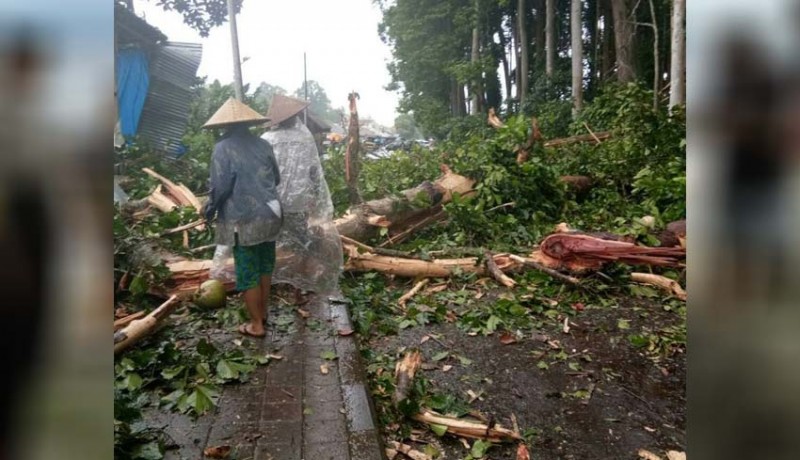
[{"x1": 238, "y1": 323, "x2": 266, "y2": 338}]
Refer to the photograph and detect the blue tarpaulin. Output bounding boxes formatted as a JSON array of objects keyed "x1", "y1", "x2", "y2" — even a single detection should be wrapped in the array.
[{"x1": 116, "y1": 48, "x2": 149, "y2": 137}]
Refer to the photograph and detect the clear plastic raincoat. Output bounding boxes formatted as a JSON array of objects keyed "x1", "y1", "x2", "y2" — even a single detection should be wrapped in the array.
[{"x1": 261, "y1": 117, "x2": 342, "y2": 295}]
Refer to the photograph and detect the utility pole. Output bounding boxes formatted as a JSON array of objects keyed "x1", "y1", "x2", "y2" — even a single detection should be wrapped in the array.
[
  {"x1": 228, "y1": 0, "x2": 244, "y2": 101},
  {"x1": 303, "y1": 52, "x2": 308, "y2": 124}
]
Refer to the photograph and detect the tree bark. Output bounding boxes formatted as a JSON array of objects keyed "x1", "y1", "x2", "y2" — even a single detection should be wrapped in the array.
[
  {"x1": 669, "y1": 0, "x2": 685, "y2": 108},
  {"x1": 649, "y1": 0, "x2": 660, "y2": 109},
  {"x1": 345, "y1": 92, "x2": 362, "y2": 204},
  {"x1": 499, "y1": 30, "x2": 513, "y2": 101},
  {"x1": 545, "y1": 0, "x2": 555, "y2": 79},
  {"x1": 333, "y1": 166, "x2": 475, "y2": 242},
  {"x1": 517, "y1": 0, "x2": 529, "y2": 106},
  {"x1": 571, "y1": 0, "x2": 584, "y2": 116},
  {"x1": 588, "y1": 0, "x2": 599, "y2": 96},
  {"x1": 611, "y1": 0, "x2": 635, "y2": 82},
  {"x1": 471, "y1": 21, "x2": 480, "y2": 115},
  {"x1": 600, "y1": 0, "x2": 615, "y2": 82}
]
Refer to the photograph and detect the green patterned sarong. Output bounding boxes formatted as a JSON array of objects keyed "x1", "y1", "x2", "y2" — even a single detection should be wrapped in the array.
[{"x1": 232, "y1": 235, "x2": 276, "y2": 291}]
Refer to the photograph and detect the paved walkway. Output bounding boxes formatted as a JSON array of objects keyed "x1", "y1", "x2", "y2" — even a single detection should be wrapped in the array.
[{"x1": 152, "y1": 295, "x2": 385, "y2": 460}]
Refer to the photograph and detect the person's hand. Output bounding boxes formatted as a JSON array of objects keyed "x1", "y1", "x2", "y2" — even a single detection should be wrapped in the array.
[{"x1": 202, "y1": 202, "x2": 215, "y2": 222}]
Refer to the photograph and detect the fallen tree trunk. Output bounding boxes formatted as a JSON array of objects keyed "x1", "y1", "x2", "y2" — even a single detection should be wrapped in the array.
[
  {"x1": 344, "y1": 249, "x2": 484, "y2": 278},
  {"x1": 543, "y1": 131, "x2": 611, "y2": 148},
  {"x1": 114, "y1": 295, "x2": 180, "y2": 354},
  {"x1": 334, "y1": 164, "x2": 475, "y2": 242},
  {"x1": 531, "y1": 232, "x2": 686, "y2": 273}
]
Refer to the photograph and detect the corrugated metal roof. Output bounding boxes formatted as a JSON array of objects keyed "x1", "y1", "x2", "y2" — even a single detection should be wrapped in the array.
[
  {"x1": 137, "y1": 42, "x2": 202, "y2": 156},
  {"x1": 115, "y1": 3, "x2": 167, "y2": 47}
]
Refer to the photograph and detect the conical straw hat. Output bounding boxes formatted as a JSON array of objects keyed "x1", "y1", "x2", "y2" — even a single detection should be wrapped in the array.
[
  {"x1": 266, "y1": 94, "x2": 310, "y2": 127},
  {"x1": 203, "y1": 97, "x2": 269, "y2": 128}
]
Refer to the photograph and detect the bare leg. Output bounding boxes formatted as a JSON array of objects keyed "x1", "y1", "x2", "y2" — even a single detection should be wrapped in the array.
[
  {"x1": 242, "y1": 286, "x2": 265, "y2": 336},
  {"x1": 260, "y1": 275, "x2": 271, "y2": 324}
]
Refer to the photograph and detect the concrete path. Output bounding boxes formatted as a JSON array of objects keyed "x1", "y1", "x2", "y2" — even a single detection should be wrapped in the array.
[{"x1": 152, "y1": 295, "x2": 385, "y2": 460}]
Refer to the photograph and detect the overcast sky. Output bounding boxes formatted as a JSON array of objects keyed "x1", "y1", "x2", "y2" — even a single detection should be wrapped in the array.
[{"x1": 133, "y1": 0, "x2": 400, "y2": 126}]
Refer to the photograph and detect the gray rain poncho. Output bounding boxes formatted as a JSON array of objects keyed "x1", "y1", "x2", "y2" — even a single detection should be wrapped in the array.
[
  {"x1": 261, "y1": 117, "x2": 343, "y2": 295},
  {"x1": 205, "y1": 127, "x2": 283, "y2": 247}
]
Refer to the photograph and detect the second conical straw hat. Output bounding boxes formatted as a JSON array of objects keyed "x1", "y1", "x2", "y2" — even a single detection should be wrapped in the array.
[
  {"x1": 265, "y1": 94, "x2": 311, "y2": 127},
  {"x1": 202, "y1": 97, "x2": 270, "y2": 129}
]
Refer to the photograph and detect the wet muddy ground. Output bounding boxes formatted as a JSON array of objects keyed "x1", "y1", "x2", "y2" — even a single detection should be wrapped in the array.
[{"x1": 366, "y1": 294, "x2": 686, "y2": 459}]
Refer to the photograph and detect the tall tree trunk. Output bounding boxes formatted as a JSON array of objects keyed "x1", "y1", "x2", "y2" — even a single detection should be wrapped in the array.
[
  {"x1": 534, "y1": 0, "x2": 546, "y2": 68},
  {"x1": 571, "y1": 0, "x2": 583, "y2": 116},
  {"x1": 669, "y1": 0, "x2": 685, "y2": 108},
  {"x1": 512, "y1": 22, "x2": 521, "y2": 103},
  {"x1": 345, "y1": 92, "x2": 362, "y2": 205},
  {"x1": 517, "y1": 0, "x2": 529, "y2": 106},
  {"x1": 457, "y1": 84, "x2": 467, "y2": 116},
  {"x1": 471, "y1": 23, "x2": 480, "y2": 115},
  {"x1": 499, "y1": 29, "x2": 512, "y2": 102},
  {"x1": 545, "y1": 0, "x2": 555, "y2": 79},
  {"x1": 588, "y1": 0, "x2": 599, "y2": 97},
  {"x1": 611, "y1": 0, "x2": 635, "y2": 82},
  {"x1": 450, "y1": 79, "x2": 459, "y2": 115},
  {"x1": 600, "y1": 0, "x2": 615, "y2": 82},
  {"x1": 648, "y1": 0, "x2": 659, "y2": 109}
]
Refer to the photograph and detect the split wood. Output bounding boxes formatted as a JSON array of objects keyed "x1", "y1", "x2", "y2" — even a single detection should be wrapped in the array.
[
  {"x1": 114, "y1": 311, "x2": 145, "y2": 331},
  {"x1": 393, "y1": 350, "x2": 422, "y2": 407}
]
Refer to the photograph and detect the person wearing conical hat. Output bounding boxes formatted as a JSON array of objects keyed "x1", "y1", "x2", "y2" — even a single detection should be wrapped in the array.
[
  {"x1": 202, "y1": 97, "x2": 282, "y2": 337},
  {"x1": 261, "y1": 95, "x2": 343, "y2": 303}
]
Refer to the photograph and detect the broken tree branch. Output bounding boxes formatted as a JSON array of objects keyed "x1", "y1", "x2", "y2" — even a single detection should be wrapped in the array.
[
  {"x1": 582, "y1": 122, "x2": 604, "y2": 144},
  {"x1": 630, "y1": 272, "x2": 687, "y2": 301},
  {"x1": 508, "y1": 254, "x2": 582, "y2": 285},
  {"x1": 160, "y1": 218, "x2": 207, "y2": 237},
  {"x1": 412, "y1": 410, "x2": 521, "y2": 442},
  {"x1": 114, "y1": 295, "x2": 180, "y2": 354},
  {"x1": 386, "y1": 442, "x2": 432, "y2": 460},
  {"x1": 335, "y1": 165, "x2": 475, "y2": 243},
  {"x1": 398, "y1": 279, "x2": 430, "y2": 309},
  {"x1": 486, "y1": 251, "x2": 517, "y2": 288}
]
